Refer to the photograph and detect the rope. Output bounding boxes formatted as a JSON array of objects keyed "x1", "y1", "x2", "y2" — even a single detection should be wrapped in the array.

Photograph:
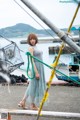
[
  {"x1": 26, "y1": 51, "x2": 80, "y2": 120},
  {"x1": 26, "y1": 50, "x2": 80, "y2": 120},
  {"x1": 26, "y1": 52, "x2": 80, "y2": 84},
  {"x1": 26, "y1": 52, "x2": 35, "y2": 79}
]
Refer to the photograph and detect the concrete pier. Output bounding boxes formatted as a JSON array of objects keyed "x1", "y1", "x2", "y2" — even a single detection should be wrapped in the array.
[{"x1": 0, "y1": 85, "x2": 80, "y2": 120}]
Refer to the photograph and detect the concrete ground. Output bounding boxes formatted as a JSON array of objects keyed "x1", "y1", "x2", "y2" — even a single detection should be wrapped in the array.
[{"x1": 0, "y1": 84, "x2": 80, "y2": 120}]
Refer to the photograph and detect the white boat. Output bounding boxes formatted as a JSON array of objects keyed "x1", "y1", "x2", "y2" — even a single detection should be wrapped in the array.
[{"x1": 56, "y1": 53, "x2": 80, "y2": 85}]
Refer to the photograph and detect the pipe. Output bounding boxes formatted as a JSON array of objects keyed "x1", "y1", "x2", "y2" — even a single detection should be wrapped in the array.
[
  {"x1": 1, "y1": 109, "x2": 80, "y2": 118},
  {"x1": 21, "y1": 0, "x2": 80, "y2": 54}
]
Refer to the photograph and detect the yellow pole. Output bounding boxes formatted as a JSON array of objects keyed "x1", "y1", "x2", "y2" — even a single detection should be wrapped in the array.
[
  {"x1": 36, "y1": 3, "x2": 80, "y2": 120},
  {"x1": 36, "y1": 44, "x2": 64, "y2": 120},
  {"x1": 68, "y1": 4, "x2": 80, "y2": 32}
]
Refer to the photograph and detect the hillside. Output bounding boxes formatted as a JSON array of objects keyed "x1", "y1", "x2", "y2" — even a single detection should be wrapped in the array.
[{"x1": 0, "y1": 23, "x2": 79, "y2": 38}]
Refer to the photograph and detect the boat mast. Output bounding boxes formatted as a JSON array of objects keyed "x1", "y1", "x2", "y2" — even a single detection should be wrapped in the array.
[{"x1": 21, "y1": 0, "x2": 80, "y2": 54}]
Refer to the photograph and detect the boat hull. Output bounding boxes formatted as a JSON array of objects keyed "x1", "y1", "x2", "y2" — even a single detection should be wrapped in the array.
[{"x1": 56, "y1": 64, "x2": 80, "y2": 84}]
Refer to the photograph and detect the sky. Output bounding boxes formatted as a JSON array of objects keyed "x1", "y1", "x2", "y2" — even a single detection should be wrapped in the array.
[{"x1": 0, "y1": 0, "x2": 80, "y2": 29}]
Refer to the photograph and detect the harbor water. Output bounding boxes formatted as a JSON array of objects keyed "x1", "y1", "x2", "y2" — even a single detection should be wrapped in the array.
[{"x1": 0, "y1": 37, "x2": 71, "y2": 82}]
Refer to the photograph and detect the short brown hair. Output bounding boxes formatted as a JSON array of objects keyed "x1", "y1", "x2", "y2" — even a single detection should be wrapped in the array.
[{"x1": 27, "y1": 33, "x2": 38, "y2": 45}]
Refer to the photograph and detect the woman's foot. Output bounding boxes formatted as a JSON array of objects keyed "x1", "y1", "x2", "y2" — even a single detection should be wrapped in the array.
[
  {"x1": 30, "y1": 103, "x2": 39, "y2": 110},
  {"x1": 18, "y1": 101, "x2": 27, "y2": 109}
]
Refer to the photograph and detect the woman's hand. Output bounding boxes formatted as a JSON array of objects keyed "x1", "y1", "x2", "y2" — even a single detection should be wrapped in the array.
[{"x1": 35, "y1": 72, "x2": 40, "y2": 80}]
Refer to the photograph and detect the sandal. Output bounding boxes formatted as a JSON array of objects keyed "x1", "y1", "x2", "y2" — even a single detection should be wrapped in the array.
[
  {"x1": 18, "y1": 101, "x2": 28, "y2": 109},
  {"x1": 30, "y1": 104, "x2": 39, "y2": 110}
]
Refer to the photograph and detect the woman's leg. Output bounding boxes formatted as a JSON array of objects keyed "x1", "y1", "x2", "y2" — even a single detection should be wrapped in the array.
[
  {"x1": 18, "y1": 92, "x2": 27, "y2": 109},
  {"x1": 30, "y1": 103, "x2": 38, "y2": 110}
]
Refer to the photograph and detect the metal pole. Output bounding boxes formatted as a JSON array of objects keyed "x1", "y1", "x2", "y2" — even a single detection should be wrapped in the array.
[
  {"x1": 21, "y1": 0, "x2": 80, "y2": 54},
  {"x1": 1, "y1": 109, "x2": 80, "y2": 118}
]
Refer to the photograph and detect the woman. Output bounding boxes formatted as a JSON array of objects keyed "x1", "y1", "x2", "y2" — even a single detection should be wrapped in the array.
[{"x1": 18, "y1": 33, "x2": 46, "y2": 110}]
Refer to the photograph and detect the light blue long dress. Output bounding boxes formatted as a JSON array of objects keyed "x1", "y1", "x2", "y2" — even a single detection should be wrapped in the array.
[{"x1": 25, "y1": 45, "x2": 46, "y2": 106}]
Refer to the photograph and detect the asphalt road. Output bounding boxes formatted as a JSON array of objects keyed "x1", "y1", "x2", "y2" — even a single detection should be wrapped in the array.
[{"x1": 0, "y1": 84, "x2": 80, "y2": 120}]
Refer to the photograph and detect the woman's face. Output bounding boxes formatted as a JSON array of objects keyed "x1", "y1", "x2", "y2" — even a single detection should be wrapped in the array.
[{"x1": 30, "y1": 39, "x2": 36, "y2": 46}]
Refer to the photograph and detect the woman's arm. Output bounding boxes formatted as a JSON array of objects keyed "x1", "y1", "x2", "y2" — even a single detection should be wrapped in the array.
[{"x1": 28, "y1": 47, "x2": 40, "y2": 79}]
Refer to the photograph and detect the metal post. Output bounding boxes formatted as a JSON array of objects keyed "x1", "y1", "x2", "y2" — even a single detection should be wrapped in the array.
[{"x1": 21, "y1": 0, "x2": 80, "y2": 54}]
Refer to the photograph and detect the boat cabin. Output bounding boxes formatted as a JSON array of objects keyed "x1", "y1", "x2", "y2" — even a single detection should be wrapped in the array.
[{"x1": 56, "y1": 53, "x2": 80, "y2": 83}]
